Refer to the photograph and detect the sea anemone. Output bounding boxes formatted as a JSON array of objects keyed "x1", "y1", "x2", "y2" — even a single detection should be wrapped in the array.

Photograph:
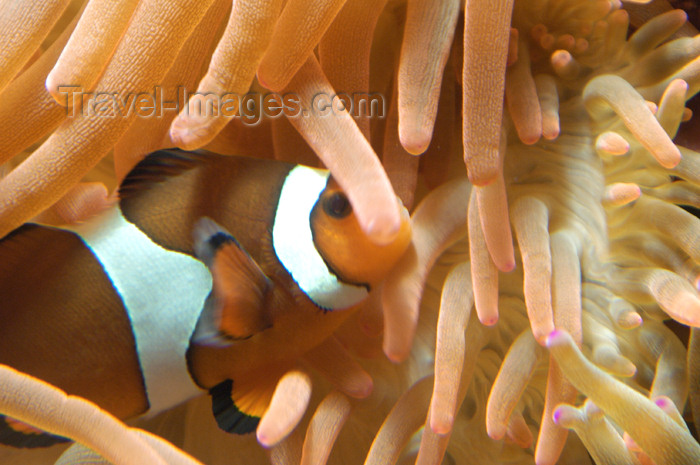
[
  {"x1": 1, "y1": 0, "x2": 700, "y2": 464},
  {"x1": 377, "y1": 1, "x2": 700, "y2": 464}
]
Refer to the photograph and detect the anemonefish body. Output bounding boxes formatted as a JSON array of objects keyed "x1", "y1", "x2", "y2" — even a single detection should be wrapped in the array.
[{"x1": 0, "y1": 150, "x2": 411, "y2": 447}]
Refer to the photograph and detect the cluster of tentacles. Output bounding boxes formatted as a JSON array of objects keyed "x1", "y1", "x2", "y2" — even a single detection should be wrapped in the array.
[
  {"x1": 378, "y1": 2, "x2": 700, "y2": 464},
  {"x1": 1, "y1": 0, "x2": 700, "y2": 464}
]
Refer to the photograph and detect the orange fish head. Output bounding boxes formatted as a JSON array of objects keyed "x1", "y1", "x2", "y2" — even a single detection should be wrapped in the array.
[{"x1": 310, "y1": 180, "x2": 412, "y2": 289}]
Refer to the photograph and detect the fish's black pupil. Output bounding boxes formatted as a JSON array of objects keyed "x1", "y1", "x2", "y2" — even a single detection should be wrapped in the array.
[{"x1": 324, "y1": 192, "x2": 352, "y2": 219}]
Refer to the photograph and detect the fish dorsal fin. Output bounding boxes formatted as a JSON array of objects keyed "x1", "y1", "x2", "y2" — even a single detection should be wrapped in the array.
[
  {"x1": 0, "y1": 415, "x2": 70, "y2": 448},
  {"x1": 192, "y1": 218, "x2": 272, "y2": 342},
  {"x1": 118, "y1": 149, "x2": 205, "y2": 199}
]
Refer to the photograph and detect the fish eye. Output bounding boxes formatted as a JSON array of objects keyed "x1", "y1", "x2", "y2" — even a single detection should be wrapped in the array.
[{"x1": 323, "y1": 191, "x2": 352, "y2": 219}]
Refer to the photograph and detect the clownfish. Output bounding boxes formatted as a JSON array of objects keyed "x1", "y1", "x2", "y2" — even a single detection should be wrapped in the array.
[{"x1": 0, "y1": 149, "x2": 411, "y2": 447}]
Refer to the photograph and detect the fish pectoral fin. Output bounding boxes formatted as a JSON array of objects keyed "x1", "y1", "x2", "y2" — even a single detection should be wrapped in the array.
[
  {"x1": 209, "y1": 369, "x2": 281, "y2": 435},
  {"x1": 191, "y1": 294, "x2": 236, "y2": 348},
  {"x1": 193, "y1": 217, "x2": 272, "y2": 340}
]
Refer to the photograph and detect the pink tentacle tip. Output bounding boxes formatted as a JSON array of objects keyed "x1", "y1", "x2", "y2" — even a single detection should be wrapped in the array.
[
  {"x1": 256, "y1": 430, "x2": 270, "y2": 447},
  {"x1": 430, "y1": 413, "x2": 454, "y2": 436},
  {"x1": 667, "y1": 151, "x2": 682, "y2": 169},
  {"x1": 480, "y1": 315, "x2": 499, "y2": 327},
  {"x1": 552, "y1": 408, "x2": 563, "y2": 425},
  {"x1": 627, "y1": 313, "x2": 644, "y2": 328},
  {"x1": 383, "y1": 339, "x2": 411, "y2": 364},
  {"x1": 500, "y1": 260, "x2": 516, "y2": 273},
  {"x1": 487, "y1": 425, "x2": 506, "y2": 441},
  {"x1": 544, "y1": 329, "x2": 566, "y2": 348},
  {"x1": 399, "y1": 127, "x2": 432, "y2": 156},
  {"x1": 45, "y1": 72, "x2": 65, "y2": 104},
  {"x1": 169, "y1": 123, "x2": 201, "y2": 150},
  {"x1": 672, "y1": 78, "x2": 689, "y2": 92},
  {"x1": 353, "y1": 377, "x2": 374, "y2": 399},
  {"x1": 653, "y1": 396, "x2": 670, "y2": 409},
  {"x1": 364, "y1": 216, "x2": 400, "y2": 246}
]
